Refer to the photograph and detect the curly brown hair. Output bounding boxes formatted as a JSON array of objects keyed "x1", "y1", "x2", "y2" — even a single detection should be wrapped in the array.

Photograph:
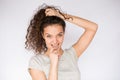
[{"x1": 25, "y1": 5, "x2": 67, "y2": 54}]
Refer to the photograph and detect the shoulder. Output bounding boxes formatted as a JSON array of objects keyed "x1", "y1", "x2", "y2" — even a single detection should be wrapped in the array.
[
  {"x1": 28, "y1": 54, "x2": 45, "y2": 71},
  {"x1": 64, "y1": 46, "x2": 78, "y2": 61},
  {"x1": 28, "y1": 54, "x2": 47, "y2": 80},
  {"x1": 64, "y1": 46, "x2": 76, "y2": 53},
  {"x1": 29, "y1": 54, "x2": 43, "y2": 63}
]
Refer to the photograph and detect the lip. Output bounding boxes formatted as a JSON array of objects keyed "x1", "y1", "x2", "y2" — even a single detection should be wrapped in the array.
[
  {"x1": 51, "y1": 44, "x2": 59, "y2": 49},
  {"x1": 52, "y1": 46, "x2": 59, "y2": 49}
]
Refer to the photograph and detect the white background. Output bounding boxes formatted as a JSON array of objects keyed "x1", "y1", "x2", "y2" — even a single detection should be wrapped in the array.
[{"x1": 0, "y1": 0, "x2": 120, "y2": 80}]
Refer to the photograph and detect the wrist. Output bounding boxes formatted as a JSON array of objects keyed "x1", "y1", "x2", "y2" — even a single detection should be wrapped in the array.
[
  {"x1": 50, "y1": 61, "x2": 58, "y2": 68},
  {"x1": 60, "y1": 13, "x2": 73, "y2": 21}
]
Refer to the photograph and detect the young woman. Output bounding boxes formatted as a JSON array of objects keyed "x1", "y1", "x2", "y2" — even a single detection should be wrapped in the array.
[{"x1": 25, "y1": 5, "x2": 98, "y2": 80}]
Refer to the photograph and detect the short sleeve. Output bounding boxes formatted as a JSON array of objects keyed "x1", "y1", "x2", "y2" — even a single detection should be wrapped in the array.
[
  {"x1": 67, "y1": 46, "x2": 79, "y2": 62},
  {"x1": 28, "y1": 55, "x2": 43, "y2": 71}
]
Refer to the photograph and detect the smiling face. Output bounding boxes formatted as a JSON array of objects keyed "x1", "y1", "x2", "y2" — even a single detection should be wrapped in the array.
[{"x1": 43, "y1": 24, "x2": 65, "y2": 51}]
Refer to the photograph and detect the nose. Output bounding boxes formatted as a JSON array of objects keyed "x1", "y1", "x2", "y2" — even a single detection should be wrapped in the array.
[{"x1": 52, "y1": 37, "x2": 58, "y2": 44}]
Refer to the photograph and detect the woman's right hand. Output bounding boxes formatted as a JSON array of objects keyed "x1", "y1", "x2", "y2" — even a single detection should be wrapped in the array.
[
  {"x1": 48, "y1": 48, "x2": 59, "y2": 80},
  {"x1": 49, "y1": 48, "x2": 59, "y2": 67}
]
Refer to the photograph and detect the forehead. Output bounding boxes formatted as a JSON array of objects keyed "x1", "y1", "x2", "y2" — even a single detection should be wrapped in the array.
[{"x1": 44, "y1": 24, "x2": 63, "y2": 34}]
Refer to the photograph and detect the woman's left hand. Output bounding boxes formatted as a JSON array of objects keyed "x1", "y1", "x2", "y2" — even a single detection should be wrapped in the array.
[{"x1": 45, "y1": 8, "x2": 64, "y2": 19}]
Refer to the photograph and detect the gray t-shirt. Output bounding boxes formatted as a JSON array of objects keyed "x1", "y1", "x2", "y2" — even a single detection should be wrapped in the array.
[{"x1": 28, "y1": 47, "x2": 81, "y2": 80}]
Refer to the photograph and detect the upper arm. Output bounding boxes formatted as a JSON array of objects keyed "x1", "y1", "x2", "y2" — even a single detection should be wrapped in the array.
[
  {"x1": 73, "y1": 28, "x2": 97, "y2": 57},
  {"x1": 29, "y1": 68, "x2": 46, "y2": 80}
]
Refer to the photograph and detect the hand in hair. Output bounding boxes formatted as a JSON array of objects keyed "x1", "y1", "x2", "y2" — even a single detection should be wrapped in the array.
[{"x1": 45, "y1": 8, "x2": 64, "y2": 19}]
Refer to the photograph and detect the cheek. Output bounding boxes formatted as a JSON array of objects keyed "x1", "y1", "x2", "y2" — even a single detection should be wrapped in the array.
[
  {"x1": 58, "y1": 36, "x2": 64, "y2": 43},
  {"x1": 44, "y1": 38, "x2": 51, "y2": 45}
]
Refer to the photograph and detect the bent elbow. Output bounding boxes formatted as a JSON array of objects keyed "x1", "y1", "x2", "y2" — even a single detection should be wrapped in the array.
[
  {"x1": 90, "y1": 23, "x2": 98, "y2": 32},
  {"x1": 94, "y1": 23, "x2": 98, "y2": 31}
]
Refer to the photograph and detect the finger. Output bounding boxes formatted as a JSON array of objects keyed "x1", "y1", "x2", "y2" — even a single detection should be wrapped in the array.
[
  {"x1": 50, "y1": 47, "x2": 57, "y2": 54},
  {"x1": 45, "y1": 8, "x2": 51, "y2": 11},
  {"x1": 45, "y1": 11, "x2": 52, "y2": 16},
  {"x1": 50, "y1": 44, "x2": 60, "y2": 54},
  {"x1": 45, "y1": 9, "x2": 50, "y2": 14},
  {"x1": 45, "y1": 8, "x2": 53, "y2": 13},
  {"x1": 45, "y1": 12, "x2": 52, "y2": 16},
  {"x1": 51, "y1": 44, "x2": 60, "y2": 51},
  {"x1": 56, "y1": 9, "x2": 59, "y2": 12},
  {"x1": 50, "y1": 48, "x2": 54, "y2": 53}
]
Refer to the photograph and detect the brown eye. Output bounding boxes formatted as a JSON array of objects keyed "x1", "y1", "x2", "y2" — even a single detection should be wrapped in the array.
[
  {"x1": 46, "y1": 35, "x2": 51, "y2": 38},
  {"x1": 58, "y1": 33, "x2": 63, "y2": 37}
]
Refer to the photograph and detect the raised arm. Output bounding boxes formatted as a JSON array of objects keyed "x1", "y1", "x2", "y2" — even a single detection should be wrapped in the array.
[
  {"x1": 45, "y1": 8, "x2": 98, "y2": 57},
  {"x1": 64, "y1": 14, "x2": 98, "y2": 57}
]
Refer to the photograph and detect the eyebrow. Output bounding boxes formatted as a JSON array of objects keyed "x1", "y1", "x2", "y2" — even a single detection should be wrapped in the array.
[{"x1": 45, "y1": 32, "x2": 64, "y2": 35}]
